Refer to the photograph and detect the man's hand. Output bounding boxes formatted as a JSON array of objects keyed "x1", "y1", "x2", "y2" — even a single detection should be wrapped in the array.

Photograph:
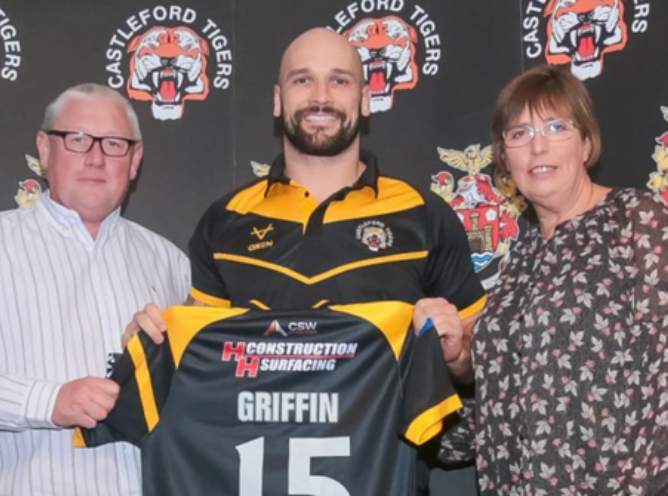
[
  {"x1": 414, "y1": 297, "x2": 477, "y2": 384},
  {"x1": 52, "y1": 377, "x2": 119, "y2": 429},
  {"x1": 122, "y1": 303, "x2": 166, "y2": 347}
]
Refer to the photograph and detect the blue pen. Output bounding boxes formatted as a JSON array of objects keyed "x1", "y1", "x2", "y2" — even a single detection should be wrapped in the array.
[{"x1": 418, "y1": 317, "x2": 434, "y2": 336}]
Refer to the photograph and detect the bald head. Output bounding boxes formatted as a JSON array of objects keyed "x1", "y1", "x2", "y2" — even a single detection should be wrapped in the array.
[{"x1": 278, "y1": 28, "x2": 365, "y2": 87}]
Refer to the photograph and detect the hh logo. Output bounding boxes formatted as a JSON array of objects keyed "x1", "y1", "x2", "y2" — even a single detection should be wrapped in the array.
[
  {"x1": 127, "y1": 26, "x2": 210, "y2": 120},
  {"x1": 222, "y1": 342, "x2": 259, "y2": 378}
]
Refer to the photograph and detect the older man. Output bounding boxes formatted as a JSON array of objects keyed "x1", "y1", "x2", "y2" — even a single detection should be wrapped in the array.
[{"x1": 0, "y1": 84, "x2": 190, "y2": 495}]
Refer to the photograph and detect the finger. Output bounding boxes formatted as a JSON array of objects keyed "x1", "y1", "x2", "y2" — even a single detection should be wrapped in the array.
[
  {"x1": 88, "y1": 388, "x2": 119, "y2": 413},
  {"x1": 144, "y1": 303, "x2": 167, "y2": 331},
  {"x1": 76, "y1": 414, "x2": 98, "y2": 430},
  {"x1": 84, "y1": 400, "x2": 112, "y2": 421},
  {"x1": 122, "y1": 321, "x2": 141, "y2": 348},
  {"x1": 84, "y1": 377, "x2": 120, "y2": 397},
  {"x1": 127, "y1": 311, "x2": 164, "y2": 345}
]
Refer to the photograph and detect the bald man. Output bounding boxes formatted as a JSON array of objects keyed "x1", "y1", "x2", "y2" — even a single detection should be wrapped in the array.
[{"x1": 128, "y1": 27, "x2": 485, "y2": 494}]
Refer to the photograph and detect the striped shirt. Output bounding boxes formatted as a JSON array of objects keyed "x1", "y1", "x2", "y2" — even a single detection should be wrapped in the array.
[{"x1": 0, "y1": 192, "x2": 190, "y2": 496}]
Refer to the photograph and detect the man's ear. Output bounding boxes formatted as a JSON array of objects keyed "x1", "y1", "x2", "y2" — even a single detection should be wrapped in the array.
[
  {"x1": 36, "y1": 131, "x2": 51, "y2": 177},
  {"x1": 129, "y1": 141, "x2": 143, "y2": 181},
  {"x1": 273, "y1": 85, "x2": 282, "y2": 118},
  {"x1": 361, "y1": 85, "x2": 371, "y2": 118}
]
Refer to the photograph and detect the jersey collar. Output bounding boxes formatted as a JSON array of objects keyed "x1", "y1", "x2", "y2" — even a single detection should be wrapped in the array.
[{"x1": 265, "y1": 149, "x2": 380, "y2": 198}]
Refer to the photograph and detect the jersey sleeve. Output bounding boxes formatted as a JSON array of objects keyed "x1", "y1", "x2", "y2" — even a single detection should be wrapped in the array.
[
  {"x1": 188, "y1": 200, "x2": 232, "y2": 307},
  {"x1": 400, "y1": 328, "x2": 463, "y2": 446},
  {"x1": 74, "y1": 332, "x2": 175, "y2": 448},
  {"x1": 422, "y1": 193, "x2": 486, "y2": 318}
]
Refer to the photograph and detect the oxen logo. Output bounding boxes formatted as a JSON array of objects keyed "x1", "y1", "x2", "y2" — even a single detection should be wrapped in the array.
[
  {"x1": 431, "y1": 144, "x2": 525, "y2": 289},
  {"x1": 344, "y1": 16, "x2": 418, "y2": 113},
  {"x1": 127, "y1": 26, "x2": 209, "y2": 120},
  {"x1": 647, "y1": 107, "x2": 668, "y2": 205},
  {"x1": 355, "y1": 220, "x2": 394, "y2": 252},
  {"x1": 545, "y1": 0, "x2": 628, "y2": 80}
]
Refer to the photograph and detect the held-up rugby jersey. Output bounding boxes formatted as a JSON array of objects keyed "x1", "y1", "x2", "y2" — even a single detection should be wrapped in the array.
[
  {"x1": 76, "y1": 302, "x2": 462, "y2": 496},
  {"x1": 189, "y1": 150, "x2": 486, "y2": 314}
]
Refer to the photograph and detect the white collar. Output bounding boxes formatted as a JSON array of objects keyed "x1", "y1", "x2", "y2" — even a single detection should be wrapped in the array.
[{"x1": 37, "y1": 191, "x2": 122, "y2": 248}]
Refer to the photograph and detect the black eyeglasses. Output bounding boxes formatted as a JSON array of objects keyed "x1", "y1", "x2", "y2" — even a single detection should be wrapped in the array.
[{"x1": 44, "y1": 130, "x2": 138, "y2": 157}]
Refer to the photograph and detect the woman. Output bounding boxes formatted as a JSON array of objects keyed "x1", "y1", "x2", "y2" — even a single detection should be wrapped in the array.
[{"x1": 448, "y1": 65, "x2": 668, "y2": 495}]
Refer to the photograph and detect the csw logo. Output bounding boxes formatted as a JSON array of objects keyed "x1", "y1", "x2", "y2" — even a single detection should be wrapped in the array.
[
  {"x1": 104, "y1": 5, "x2": 233, "y2": 120},
  {"x1": 522, "y1": 0, "x2": 651, "y2": 80},
  {"x1": 328, "y1": 0, "x2": 443, "y2": 113}
]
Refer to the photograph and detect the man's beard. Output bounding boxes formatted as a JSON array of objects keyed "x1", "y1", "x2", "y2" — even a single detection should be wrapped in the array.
[{"x1": 282, "y1": 105, "x2": 360, "y2": 157}]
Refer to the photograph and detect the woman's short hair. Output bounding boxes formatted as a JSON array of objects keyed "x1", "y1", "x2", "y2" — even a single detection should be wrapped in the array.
[{"x1": 491, "y1": 64, "x2": 601, "y2": 175}]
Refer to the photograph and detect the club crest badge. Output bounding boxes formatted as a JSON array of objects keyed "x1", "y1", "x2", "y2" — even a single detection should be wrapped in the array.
[
  {"x1": 356, "y1": 220, "x2": 394, "y2": 252},
  {"x1": 431, "y1": 144, "x2": 525, "y2": 289}
]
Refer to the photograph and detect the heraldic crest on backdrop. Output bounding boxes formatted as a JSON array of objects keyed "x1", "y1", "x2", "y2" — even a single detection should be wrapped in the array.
[{"x1": 430, "y1": 144, "x2": 525, "y2": 290}]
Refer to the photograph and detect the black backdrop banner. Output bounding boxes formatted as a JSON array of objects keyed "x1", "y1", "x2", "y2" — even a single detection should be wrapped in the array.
[
  {"x1": 1, "y1": 1, "x2": 666, "y2": 494},
  {"x1": 3, "y1": 0, "x2": 666, "y2": 254}
]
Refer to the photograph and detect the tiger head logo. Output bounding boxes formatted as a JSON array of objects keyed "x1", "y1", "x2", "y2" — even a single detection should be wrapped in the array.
[
  {"x1": 127, "y1": 26, "x2": 210, "y2": 120},
  {"x1": 545, "y1": 0, "x2": 628, "y2": 80},
  {"x1": 344, "y1": 16, "x2": 419, "y2": 113},
  {"x1": 361, "y1": 226, "x2": 389, "y2": 252}
]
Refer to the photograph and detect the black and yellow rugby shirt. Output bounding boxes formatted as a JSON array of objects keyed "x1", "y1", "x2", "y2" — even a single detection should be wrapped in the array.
[
  {"x1": 189, "y1": 150, "x2": 486, "y2": 315},
  {"x1": 76, "y1": 302, "x2": 462, "y2": 496}
]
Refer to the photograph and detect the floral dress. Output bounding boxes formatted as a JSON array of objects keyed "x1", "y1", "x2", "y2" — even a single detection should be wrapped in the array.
[{"x1": 443, "y1": 189, "x2": 668, "y2": 496}]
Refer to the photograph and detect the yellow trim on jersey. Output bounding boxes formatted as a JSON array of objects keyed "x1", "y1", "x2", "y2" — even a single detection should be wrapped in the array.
[
  {"x1": 405, "y1": 394, "x2": 464, "y2": 445},
  {"x1": 325, "y1": 178, "x2": 424, "y2": 223},
  {"x1": 312, "y1": 299, "x2": 330, "y2": 309},
  {"x1": 458, "y1": 295, "x2": 487, "y2": 319},
  {"x1": 249, "y1": 299, "x2": 270, "y2": 310},
  {"x1": 165, "y1": 306, "x2": 249, "y2": 367},
  {"x1": 214, "y1": 251, "x2": 429, "y2": 285},
  {"x1": 225, "y1": 181, "x2": 271, "y2": 215},
  {"x1": 228, "y1": 182, "x2": 314, "y2": 224},
  {"x1": 73, "y1": 427, "x2": 86, "y2": 447},
  {"x1": 225, "y1": 177, "x2": 425, "y2": 225},
  {"x1": 127, "y1": 337, "x2": 160, "y2": 432},
  {"x1": 331, "y1": 301, "x2": 414, "y2": 360},
  {"x1": 190, "y1": 288, "x2": 231, "y2": 308}
]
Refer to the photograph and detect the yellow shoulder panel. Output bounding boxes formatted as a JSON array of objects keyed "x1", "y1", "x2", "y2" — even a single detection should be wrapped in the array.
[
  {"x1": 325, "y1": 178, "x2": 425, "y2": 223},
  {"x1": 330, "y1": 301, "x2": 414, "y2": 360},
  {"x1": 164, "y1": 306, "x2": 249, "y2": 367},
  {"x1": 225, "y1": 181, "x2": 271, "y2": 215}
]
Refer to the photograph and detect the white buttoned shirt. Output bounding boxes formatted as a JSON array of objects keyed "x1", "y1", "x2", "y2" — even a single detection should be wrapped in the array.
[{"x1": 0, "y1": 192, "x2": 190, "y2": 495}]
